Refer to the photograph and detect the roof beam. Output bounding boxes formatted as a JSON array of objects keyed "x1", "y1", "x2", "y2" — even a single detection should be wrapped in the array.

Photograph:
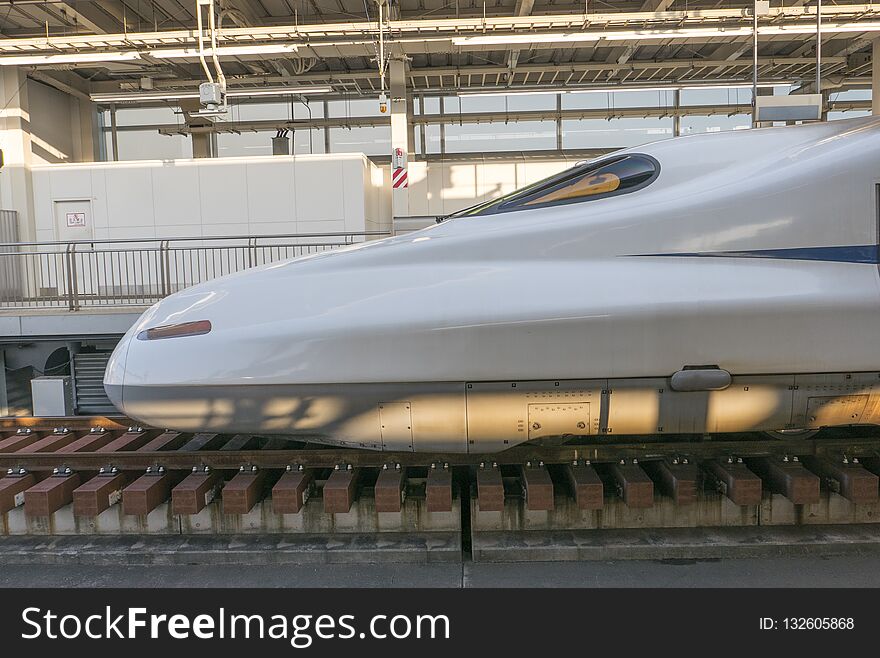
[
  {"x1": 27, "y1": 69, "x2": 92, "y2": 101},
  {"x1": 53, "y1": 1, "x2": 121, "y2": 33},
  {"x1": 641, "y1": 0, "x2": 675, "y2": 11},
  {"x1": 153, "y1": 98, "x2": 869, "y2": 135},
  {"x1": 707, "y1": 40, "x2": 753, "y2": 75},
  {"x1": 505, "y1": 0, "x2": 536, "y2": 80},
  {"x1": 8, "y1": 5, "x2": 879, "y2": 52},
  {"x1": 64, "y1": 0, "x2": 132, "y2": 32},
  {"x1": 220, "y1": 0, "x2": 260, "y2": 26},
  {"x1": 217, "y1": 0, "x2": 294, "y2": 76},
  {"x1": 88, "y1": 55, "x2": 848, "y2": 100},
  {"x1": 604, "y1": 45, "x2": 636, "y2": 80}
]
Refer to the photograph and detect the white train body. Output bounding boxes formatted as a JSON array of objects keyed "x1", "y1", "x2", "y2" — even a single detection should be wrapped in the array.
[{"x1": 105, "y1": 116, "x2": 880, "y2": 452}]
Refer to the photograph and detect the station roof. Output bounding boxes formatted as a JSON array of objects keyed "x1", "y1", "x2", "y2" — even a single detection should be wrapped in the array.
[{"x1": 2, "y1": 1, "x2": 874, "y2": 100}]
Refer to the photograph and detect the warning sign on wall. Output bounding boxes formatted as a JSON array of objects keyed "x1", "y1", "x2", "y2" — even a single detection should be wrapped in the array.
[
  {"x1": 66, "y1": 212, "x2": 86, "y2": 228},
  {"x1": 392, "y1": 167, "x2": 408, "y2": 189}
]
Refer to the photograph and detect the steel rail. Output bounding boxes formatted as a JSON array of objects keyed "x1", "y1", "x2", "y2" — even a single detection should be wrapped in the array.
[
  {"x1": 0, "y1": 416, "x2": 133, "y2": 432},
  {"x1": 2, "y1": 436, "x2": 880, "y2": 471}
]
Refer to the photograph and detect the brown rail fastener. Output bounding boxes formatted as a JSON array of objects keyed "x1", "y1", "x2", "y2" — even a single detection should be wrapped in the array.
[
  {"x1": 57, "y1": 428, "x2": 119, "y2": 453},
  {"x1": 0, "y1": 430, "x2": 43, "y2": 453},
  {"x1": 179, "y1": 433, "x2": 226, "y2": 452},
  {"x1": 374, "y1": 465, "x2": 404, "y2": 513},
  {"x1": 652, "y1": 459, "x2": 700, "y2": 505},
  {"x1": 426, "y1": 464, "x2": 453, "y2": 513},
  {"x1": 220, "y1": 434, "x2": 261, "y2": 451},
  {"x1": 608, "y1": 461, "x2": 654, "y2": 508},
  {"x1": 72, "y1": 469, "x2": 129, "y2": 516},
  {"x1": 222, "y1": 467, "x2": 267, "y2": 515},
  {"x1": 0, "y1": 470, "x2": 37, "y2": 514},
  {"x1": 519, "y1": 462, "x2": 554, "y2": 511},
  {"x1": 122, "y1": 467, "x2": 183, "y2": 516},
  {"x1": 24, "y1": 469, "x2": 81, "y2": 516},
  {"x1": 120, "y1": 432, "x2": 192, "y2": 515},
  {"x1": 749, "y1": 456, "x2": 820, "y2": 505},
  {"x1": 95, "y1": 429, "x2": 155, "y2": 453},
  {"x1": 272, "y1": 468, "x2": 315, "y2": 514},
  {"x1": 136, "y1": 431, "x2": 191, "y2": 452},
  {"x1": 476, "y1": 464, "x2": 504, "y2": 512},
  {"x1": 19, "y1": 430, "x2": 78, "y2": 453},
  {"x1": 805, "y1": 457, "x2": 879, "y2": 504},
  {"x1": 323, "y1": 467, "x2": 359, "y2": 514},
  {"x1": 564, "y1": 462, "x2": 604, "y2": 510},
  {"x1": 705, "y1": 459, "x2": 763, "y2": 506},
  {"x1": 171, "y1": 468, "x2": 223, "y2": 515}
]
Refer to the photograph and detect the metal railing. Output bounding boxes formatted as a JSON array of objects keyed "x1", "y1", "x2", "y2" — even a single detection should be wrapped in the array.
[{"x1": 0, "y1": 231, "x2": 390, "y2": 310}]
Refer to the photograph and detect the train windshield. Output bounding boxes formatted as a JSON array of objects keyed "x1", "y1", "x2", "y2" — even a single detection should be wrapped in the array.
[{"x1": 446, "y1": 153, "x2": 659, "y2": 218}]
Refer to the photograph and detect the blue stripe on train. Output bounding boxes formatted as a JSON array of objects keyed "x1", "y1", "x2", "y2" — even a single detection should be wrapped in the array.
[{"x1": 630, "y1": 245, "x2": 880, "y2": 264}]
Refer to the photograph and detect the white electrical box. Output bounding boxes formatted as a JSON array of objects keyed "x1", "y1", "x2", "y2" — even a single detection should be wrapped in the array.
[
  {"x1": 31, "y1": 376, "x2": 74, "y2": 417},
  {"x1": 755, "y1": 94, "x2": 823, "y2": 123},
  {"x1": 199, "y1": 81, "x2": 224, "y2": 107}
]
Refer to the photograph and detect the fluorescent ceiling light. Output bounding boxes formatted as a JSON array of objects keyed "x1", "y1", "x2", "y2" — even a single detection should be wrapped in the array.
[
  {"x1": 825, "y1": 21, "x2": 880, "y2": 33},
  {"x1": 459, "y1": 82, "x2": 783, "y2": 97},
  {"x1": 145, "y1": 44, "x2": 299, "y2": 59},
  {"x1": 0, "y1": 51, "x2": 141, "y2": 66},
  {"x1": 454, "y1": 27, "x2": 752, "y2": 46},
  {"x1": 90, "y1": 85, "x2": 332, "y2": 103},
  {"x1": 0, "y1": 43, "x2": 298, "y2": 67},
  {"x1": 603, "y1": 27, "x2": 753, "y2": 40},
  {"x1": 453, "y1": 21, "x2": 880, "y2": 48},
  {"x1": 90, "y1": 90, "x2": 199, "y2": 102},
  {"x1": 227, "y1": 85, "x2": 331, "y2": 97},
  {"x1": 454, "y1": 33, "x2": 601, "y2": 46},
  {"x1": 760, "y1": 21, "x2": 880, "y2": 35},
  {"x1": 459, "y1": 89, "x2": 563, "y2": 97},
  {"x1": 687, "y1": 83, "x2": 781, "y2": 90}
]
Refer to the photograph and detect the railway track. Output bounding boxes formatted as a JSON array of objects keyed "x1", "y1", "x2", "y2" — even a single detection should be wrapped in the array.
[
  {"x1": 3, "y1": 416, "x2": 880, "y2": 554},
  {"x1": 4, "y1": 416, "x2": 880, "y2": 469}
]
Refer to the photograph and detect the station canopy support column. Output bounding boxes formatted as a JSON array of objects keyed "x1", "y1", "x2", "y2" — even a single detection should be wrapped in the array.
[
  {"x1": 390, "y1": 58, "x2": 411, "y2": 220},
  {"x1": 874, "y1": 39, "x2": 880, "y2": 115},
  {"x1": 0, "y1": 67, "x2": 35, "y2": 241},
  {"x1": 180, "y1": 98, "x2": 214, "y2": 158},
  {"x1": 72, "y1": 96, "x2": 99, "y2": 163}
]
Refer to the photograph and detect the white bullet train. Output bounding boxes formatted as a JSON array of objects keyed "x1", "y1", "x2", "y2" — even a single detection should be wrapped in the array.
[{"x1": 105, "y1": 115, "x2": 880, "y2": 453}]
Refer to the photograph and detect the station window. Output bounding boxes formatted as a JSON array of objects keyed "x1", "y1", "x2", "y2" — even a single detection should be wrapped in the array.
[{"x1": 447, "y1": 153, "x2": 659, "y2": 217}]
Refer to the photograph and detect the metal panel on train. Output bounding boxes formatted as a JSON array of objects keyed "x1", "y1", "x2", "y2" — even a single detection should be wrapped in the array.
[{"x1": 466, "y1": 381, "x2": 602, "y2": 452}]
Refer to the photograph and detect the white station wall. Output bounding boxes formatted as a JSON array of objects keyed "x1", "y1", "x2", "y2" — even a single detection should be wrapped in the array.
[
  {"x1": 28, "y1": 80, "x2": 96, "y2": 166},
  {"x1": 30, "y1": 151, "x2": 581, "y2": 242},
  {"x1": 31, "y1": 153, "x2": 388, "y2": 242}
]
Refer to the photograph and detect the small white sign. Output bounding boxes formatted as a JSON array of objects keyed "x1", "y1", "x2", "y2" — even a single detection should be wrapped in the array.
[
  {"x1": 66, "y1": 212, "x2": 86, "y2": 228},
  {"x1": 392, "y1": 147, "x2": 407, "y2": 169}
]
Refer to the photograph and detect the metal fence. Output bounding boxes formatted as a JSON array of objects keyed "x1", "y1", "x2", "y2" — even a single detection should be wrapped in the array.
[{"x1": 0, "y1": 231, "x2": 390, "y2": 310}]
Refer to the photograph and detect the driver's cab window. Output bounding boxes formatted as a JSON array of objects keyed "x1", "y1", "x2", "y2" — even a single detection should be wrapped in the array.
[{"x1": 447, "y1": 153, "x2": 659, "y2": 218}]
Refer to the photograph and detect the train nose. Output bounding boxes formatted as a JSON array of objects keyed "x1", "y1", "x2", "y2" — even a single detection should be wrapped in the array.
[
  {"x1": 103, "y1": 315, "x2": 215, "y2": 416},
  {"x1": 103, "y1": 331, "x2": 131, "y2": 413}
]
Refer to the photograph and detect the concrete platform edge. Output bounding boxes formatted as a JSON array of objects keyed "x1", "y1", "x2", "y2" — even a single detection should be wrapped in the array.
[
  {"x1": 471, "y1": 525, "x2": 880, "y2": 562},
  {"x1": 0, "y1": 532, "x2": 462, "y2": 565}
]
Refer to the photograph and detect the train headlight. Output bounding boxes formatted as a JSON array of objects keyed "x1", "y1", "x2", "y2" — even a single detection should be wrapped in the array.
[{"x1": 136, "y1": 320, "x2": 212, "y2": 341}]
